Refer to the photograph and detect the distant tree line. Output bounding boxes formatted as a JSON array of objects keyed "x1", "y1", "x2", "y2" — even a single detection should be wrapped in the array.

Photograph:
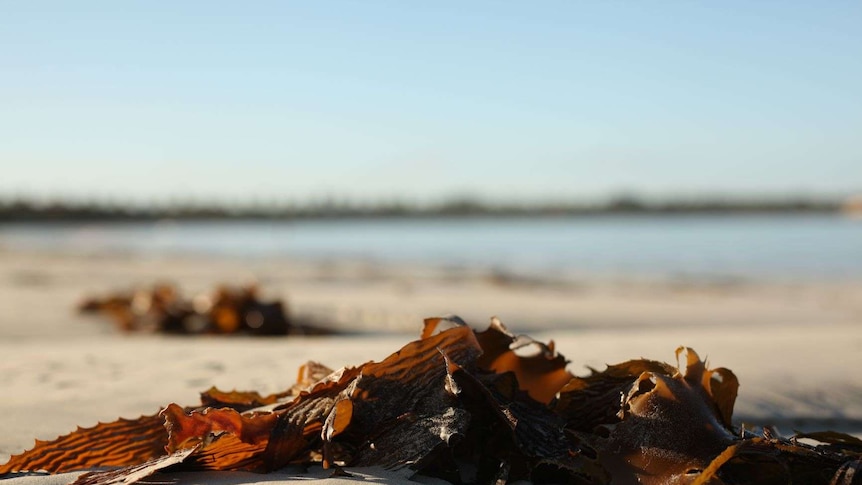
[{"x1": 0, "y1": 195, "x2": 845, "y2": 223}]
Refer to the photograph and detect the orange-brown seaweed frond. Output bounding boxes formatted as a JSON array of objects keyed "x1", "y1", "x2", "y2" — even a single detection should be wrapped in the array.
[
  {"x1": 199, "y1": 387, "x2": 287, "y2": 412},
  {"x1": 162, "y1": 404, "x2": 279, "y2": 452},
  {"x1": 474, "y1": 317, "x2": 572, "y2": 404},
  {"x1": 0, "y1": 414, "x2": 168, "y2": 475}
]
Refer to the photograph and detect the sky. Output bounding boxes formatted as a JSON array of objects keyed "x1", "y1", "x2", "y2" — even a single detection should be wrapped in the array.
[{"x1": 1, "y1": 1, "x2": 861, "y2": 205}]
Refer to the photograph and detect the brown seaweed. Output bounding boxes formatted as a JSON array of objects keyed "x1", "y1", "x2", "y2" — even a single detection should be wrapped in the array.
[
  {"x1": 78, "y1": 283, "x2": 333, "y2": 336},
  {"x1": 2, "y1": 316, "x2": 861, "y2": 484}
]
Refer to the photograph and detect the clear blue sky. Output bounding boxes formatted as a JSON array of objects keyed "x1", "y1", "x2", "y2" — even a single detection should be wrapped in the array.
[{"x1": 2, "y1": 1, "x2": 860, "y2": 204}]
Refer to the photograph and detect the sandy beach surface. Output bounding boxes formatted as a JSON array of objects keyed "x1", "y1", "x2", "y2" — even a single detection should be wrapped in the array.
[{"x1": 1, "y1": 248, "x2": 861, "y2": 482}]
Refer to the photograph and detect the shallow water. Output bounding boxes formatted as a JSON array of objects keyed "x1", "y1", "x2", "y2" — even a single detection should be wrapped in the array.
[{"x1": 2, "y1": 215, "x2": 861, "y2": 282}]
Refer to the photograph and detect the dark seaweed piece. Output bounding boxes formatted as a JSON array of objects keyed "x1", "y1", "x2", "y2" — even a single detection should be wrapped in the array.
[
  {"x1": 591, "y1": 348, "x2": 738, "y2": 484},
  {"x1": 793, "y1": 431, "x2": 862, "y2": 453},
  {"x1": 73, "y1": 446, "x2": 201, "y2": 485},
  {"x1": 321, "y1": 324, "x2": 481, "y2": 470}
]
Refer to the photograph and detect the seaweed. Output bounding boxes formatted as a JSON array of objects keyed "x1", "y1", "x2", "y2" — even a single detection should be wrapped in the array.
[
  {"x1": 2, "y1": 316, "x2": 860, "y2": 484},
  {"x1": 78, "y1": 283, "x2": 333, "y2": 336}
]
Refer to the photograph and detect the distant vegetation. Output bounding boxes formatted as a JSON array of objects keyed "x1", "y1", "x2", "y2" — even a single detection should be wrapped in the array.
[{"x1": 0, "y1": 194, "x2": 845, "y2": 223}]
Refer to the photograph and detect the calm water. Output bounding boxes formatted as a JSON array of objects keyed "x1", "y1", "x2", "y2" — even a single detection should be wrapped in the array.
[{"x1": 2, "y1": 215, "x2": 861, "y2": 282}]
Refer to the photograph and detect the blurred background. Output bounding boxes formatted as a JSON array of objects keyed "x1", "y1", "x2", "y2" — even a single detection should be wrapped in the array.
[
  {"x1": 2, "y1": 1, "x2": 860, "y2": 272},
  {"x1": 1, "y1": 1, "x2": 861, "y2": 457},
  {"x1": 2, "y1": 0, "x2": 861, "y2": 331}
]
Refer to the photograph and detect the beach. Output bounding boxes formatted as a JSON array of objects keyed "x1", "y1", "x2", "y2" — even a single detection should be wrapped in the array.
[{"x1": 1, "y1": 247, "x2": 861, "y2": 481}]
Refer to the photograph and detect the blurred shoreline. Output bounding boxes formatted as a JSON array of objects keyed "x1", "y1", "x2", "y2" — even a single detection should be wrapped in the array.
[{"x1": 0, "y1": 194, "x2": 852, "y2": 223}]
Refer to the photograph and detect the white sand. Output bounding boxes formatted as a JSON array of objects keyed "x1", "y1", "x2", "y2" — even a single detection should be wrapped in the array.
[{"x1": 1, "y1": 249, "x2": 861, "y2": 482}]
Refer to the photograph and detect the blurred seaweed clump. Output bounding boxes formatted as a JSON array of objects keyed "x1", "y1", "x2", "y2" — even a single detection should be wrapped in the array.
[{"x1": 79, "y1": 283, "x2": 332, "y2": 336}]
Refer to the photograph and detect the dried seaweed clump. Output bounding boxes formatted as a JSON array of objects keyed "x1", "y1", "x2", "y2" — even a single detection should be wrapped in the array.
[
  {"x1": 79, "y1": 283, "x2": 332, "y2": 336},
  {"x1": 2, "y1": 316, "x2": 861, "y2": 484}
]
